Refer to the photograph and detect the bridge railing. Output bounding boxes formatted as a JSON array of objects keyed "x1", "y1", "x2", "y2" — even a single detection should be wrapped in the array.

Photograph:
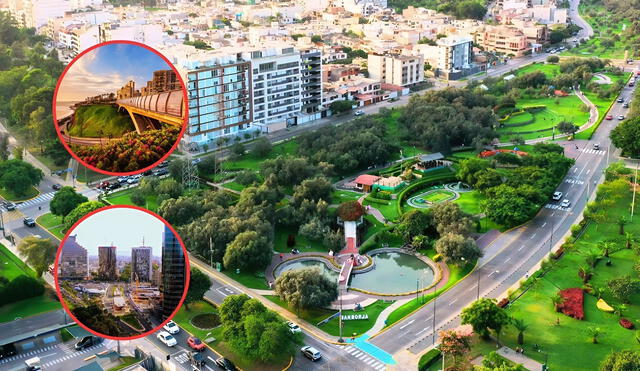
[{"x1": 117, "y1": 89, "x2": 183, "y2": 118}]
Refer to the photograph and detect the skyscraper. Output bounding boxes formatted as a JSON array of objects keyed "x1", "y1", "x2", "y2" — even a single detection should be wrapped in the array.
[
  {"x1": 59, "y1": 235, "x2": 88, "y2": 279},
  {"x1": 131, "y1": 246, "x2": 152, "y2": 282},
  {"x1": 98, "y1": 245, "x2": 117, "y2": 280},
  {"x1": 161, "y1": 225, "x2": 186, "y2": 319}
]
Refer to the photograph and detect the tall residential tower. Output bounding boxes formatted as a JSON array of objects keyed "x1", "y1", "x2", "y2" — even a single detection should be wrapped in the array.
[{"x1": 161, "y1": 225, "x2": 186, "y2": 319}]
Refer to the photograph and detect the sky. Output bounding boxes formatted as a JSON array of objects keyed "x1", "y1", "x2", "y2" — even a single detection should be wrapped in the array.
[
  {"x1": 69, "y1": 208, "x2": 165, "y2": 257},
  {"x1": 56, "y1": 43, "x2": 172, "y2": 102}
]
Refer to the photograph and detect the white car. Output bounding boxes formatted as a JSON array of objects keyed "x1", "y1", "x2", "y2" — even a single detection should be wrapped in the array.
[
  {"x1": 552, "y1": 192, "x2": 563, "y2": 201},
  {"x1": 301, "y1": 346, "x2": 322, "y2": 361},
  {"x1": 618, "y1": 115, "x2": 625, "y2": 120},
  {"x1": 163, "y1": 320, "x2": 179, "y2": 334},
  {"x1": 127, "y1": 174, "x2": 142, "y2": 184},
  {"x1": 287, "y1": 321, "x2": 302, "y2": 334},
  {"x1": 561, "y1": 199, "x2": 571, "y2": 208},
  {"x1": 157, "y1": 331, "x2": 177, "y2": 347},
  {"x1": 354, "y1": 110, "x2": 365, "y2": 116}
]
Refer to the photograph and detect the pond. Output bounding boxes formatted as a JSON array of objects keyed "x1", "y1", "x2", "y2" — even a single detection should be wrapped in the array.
[{"x1": 350, "y1": 252, "x2": 435, "y2": 295}]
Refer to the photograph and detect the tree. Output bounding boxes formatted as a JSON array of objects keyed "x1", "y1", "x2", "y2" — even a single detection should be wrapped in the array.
[
  {"x1": 50, "y1": 186, "x2": 88, "y2": 217},
  {"x1": 292, "y1": 177, "x2": 332, "y2": 205},
  {"x1": 130, "y1": 189, "x2": 146, "y2": 206},
  {"x1": 0, "y1": 159, "x2": 43, "y2": 196},
  {"x1": 275, "y1": 267, "x2": 338, "y2": 311},
  {"x1": 223, "y1": 231, "x2": 272, "y2": 271},
  {"x1": 586, "y1": 326, "x2": 604, "y2": 344},
  {"x1": 435, "y1": 232, "x2": 482, "y2": 266},
  {"x1": 457, "y1": 158, "x2": 491, "y2": 187},
  {"x1": 336, "y1": 201, "x2": 365, "y2": 221},
  {"x1": 396, "y1": 209, "x2": 432, "y2": 243},
  {"x1": 251, "y1": 137, "x2": 272, "y2": 158},
  {"x1": 511, "y1": 318, "x2": 528, "y2": 345},
  {"x1": 438, "y1": 329, "x2": 472, "y2": 367},
  {"x1": 0, "y1": 132, "x2": 9, "y2": 160},
  {"x1": 551, "y1": 293, "x2": 565, "y2": 312},
  {"x1": 617, "y1": 216, "x2": 629, "y2": 235},
  {"x1": 431, "y1": 202, "x2": 474, "y2": 236},
  {"x1": 184, "y1": 267, "x2": 211, "y2": 310},
  {"x1": 157, "y1": 178, "x2": 183, "y2": 199},
  {"x1": 63, "y1": 201, "x2": 105, "y2": 231},
  {"x1": 323, "y1": 229, "x2": 344, "y2": 253},
  {"x1": 17, "y1": 236, "x2": 56, "y2": 277},
  {"x1": 557, "y1": 120, "x2": 578, "y2": 135},
  {"x1": 234, "y1": 170, "x2": 259, "y2": 186},
  {"x1": 600, "y1": 350, "x2": 640, "y2": 371},
  {"x1": 299, "y1": 217, "x2": 329, "y2": 241},
  {"x1": 547, "y1": 55, "x2": 560, "y2": 63},
  {"x1": 329, "y1": 100, "x2": 354, "y2": 114},
  {"x1": 608, "y1": 275, "x2": 638, "y2": 303},
  {"x1": 611, "y1": 117, "x2": 640, "y2": 158},
  {"x1": 461, "y1": 298, "x2": 511, "y2": 340},
  {"x1": 168, "y1": 158, "x2": 185, "y2": 181}
]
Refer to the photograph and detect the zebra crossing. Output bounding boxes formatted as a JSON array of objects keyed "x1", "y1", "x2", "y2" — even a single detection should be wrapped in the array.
[
  {"x1": 338, "y1": 345, "x2": 387, "y2": 370},
  {"x1": 0, "y1": 344, "x2": 58, "y2": 365},
  {"x1": 579, "y1": 148, "x2": 606, "y2": 156},
  {"x1": 565, "y1": 178, "x2": 585, "y2": 185},
  {"x1": 172, "y1": 351, "x2": 190, "y2": 364},
  {"x1": 0, "y1": 192, "x2": 57, "y2": 212},
  {"x1": 41, "y1": 344, "x2": 105, "y2": 368},
  {"x1": 544, "y1": 204, "x2": 571, "y2": 211}
]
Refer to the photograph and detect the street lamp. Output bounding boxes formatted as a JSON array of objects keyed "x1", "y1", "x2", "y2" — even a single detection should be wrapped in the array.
[{"x1": 338, "y1": 286, "x2": 344, "y2": 343}]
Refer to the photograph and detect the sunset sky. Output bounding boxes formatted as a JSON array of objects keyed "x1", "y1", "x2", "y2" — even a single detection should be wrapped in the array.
[{"x1": 56, "y1": 43, "x2": 171, "y2": 103}]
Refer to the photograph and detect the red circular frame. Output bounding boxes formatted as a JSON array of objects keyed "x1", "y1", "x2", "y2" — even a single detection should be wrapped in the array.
[
  {"x1": 52, "y1": 40, "x2": 189, "y2": 177},
  {"x1": 53, "y1": 204, "x2": 191, "y2": 340}
]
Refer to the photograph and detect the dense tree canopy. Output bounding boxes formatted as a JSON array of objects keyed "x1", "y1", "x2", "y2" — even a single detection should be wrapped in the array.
[
  {"x1": 461, "y1": 298, "x2": 511, "y2": 338},
  {"x1": 600, "y1": 350, "x2": 640, "y2": 371},
  {"x1": 610, "y1": 117, "x2": 640, "y2": 158},
  {"x1": 184, "y1": 267, "x2": 211, "y2": 309},
  {"x1": 63, "y1": 201, "x2": 105, "y2": 231},
  {"x1": 0, "y1": 159, "x2": 43, "y2": 196},
  {"x1": 50, "y1": 186, "x2": 88, "y2": 217},
  {"x1": 17, "y1": 236, "x2": 56, "y2": 277},
  {"x1": 275, "y1": 267, "x2": 338, "y2": 311}
]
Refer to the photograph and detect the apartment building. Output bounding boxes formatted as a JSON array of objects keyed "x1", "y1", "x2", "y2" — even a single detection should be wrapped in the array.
[
  {"x1": 141, "y1": 70, "x2": 181, "y2": 96},
  {"x1": 416, "y1": 36, "x2": 477, "y2": 80},
  {"x1": 161, "y1": 225, "x2": 185, "y2": 319},
  {"x1": 9, "y1": 0, "x2": 69, "y2": 29},
  {"x1": 300, "y1": 48, "x2": 323, "y2": 115},
  {"x1": 336, "y1": 0, "x2": 387, "y2": 16},
  {"x1": 475, "y1": 25, "x2": 530, "y2": 57},
  {"x1": 368, "y1": 53, "x2": 425, "y2": 87},
  {"x1": 98, "y1": 245, "x2": 117, "y2": 280},
  {"x1": 59, "y1": 236, "x2": 88, "y2": 280},
  {"x1": 131, "y1": 246, "x2": 152, "y2": 282}
]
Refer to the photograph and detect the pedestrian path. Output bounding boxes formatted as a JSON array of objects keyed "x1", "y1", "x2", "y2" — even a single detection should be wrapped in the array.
[
  {"x1": 41, "y1": 343, "x2": 106, "y2": 368},
  {"x1": 497, "y1": 346, "x2": 543, "y2": 371},
  {"x1": 365, "y1": 299, "x2": 410, "y2": 336},
  {"x1": 345, "y1": 334, "x2": 396, "y2": 367},
  {"x1": 337, "y1": 344, "x2": 388, "y2": 370},
  {"x1": 0, "y1": 344, "x2": 59, "y2": 365},
  {"x1": 578, "y1": 148, "x2": 606, "y2": 155},
  {"x1": 10, "y1": 192, "x2": 56, "y2": 210},
  {"x1": 543, "y1": 204, "x2": 571, "y2": 211}
]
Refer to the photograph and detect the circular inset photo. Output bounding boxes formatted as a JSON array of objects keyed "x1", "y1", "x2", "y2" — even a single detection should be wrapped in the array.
[
  {"x1": 53, "y1": 41, "x2": 187, "y2": 175},
  {"x1": 54, "y1": 205, "x2": 190, "y2": 340}
]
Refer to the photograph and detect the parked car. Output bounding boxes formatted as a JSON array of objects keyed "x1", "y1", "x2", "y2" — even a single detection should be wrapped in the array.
[
  {"x1": 354, "y1": 110, "x2": 365, "y2": 116},
  {"x1": 623, "y1": 102, "x2": 630, "y2": 108},
  {"x1": 127, "y1": 175, "x2": 142, "y2": 184},
  {"x1": 188, "y1": 351, "x2": 206, "y2": 367},
  {"x1": 97, "y1": 181, "x2": 110, "y2": 190},
  {"x1": 552, "y1": 191, "x2": 563, "y2": 201},
  {"x1": 52, "y1": 184, "x2": 62, "y2": 190},
  {"x1": 214, "y1": 357, "x2": 237, "y2": 370},
  {"x1": 0, "y1": 343, "x2": 17, "y2": 359},
  {"x1": 618, "y1": 115, "x2": 625, "y2": 120},
  {"x1": 157, "y1": 160, "x2": 169, "y2": 168},
  {"x1": 75, "y1": 336, "x2": 103, "y2": 350},
  {"x1": 301, "y1": 346, "x2": 322, "y2": 361},
  {"x1": 157, "y1": 331, "x2": 177, "y2": 347},
  {"x1": 23, "y1": 217, "x2": 36, "y2": 227},
  {"x1": 163, "y1": 320, "x2": 179, "y2": 334},
  {"x1": 630, "y1": 81, "x2": 635, "y2": 87},
  {"x1": 287, "y1": 321, "x2": 302, "y2": 334},
  {"x1": 187, "y1": 336, "x2": 206, "y2": 351},
  {"x1": 617, "y1": 97, "x2": 624, "y2": 103},
  {"x1": 561, "y1": 199, "x2": 571, "y2": 208},
  {"x1": 605, "y1": 114, "x2": 613, "y2": 120},
  {"x1": 117, "y1": 176, "x2": 129, "y2": 183},
  {"x1": 152, "y1": 168, "x2": 169, "y2": 176},
  {"x1": 108, "y1": 182, "x2": 121, "y2": 191}
]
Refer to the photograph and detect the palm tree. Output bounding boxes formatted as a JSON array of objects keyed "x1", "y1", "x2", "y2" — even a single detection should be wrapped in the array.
[
  {"x1": 551, "y1": 293, "x2": 565, "y2": 312},
  {"x1": 586, "y1": 327, "x2": 603, "y2": 344},
  {"x1": 578, "y1": 265, "x2": 592, "y2": 283},
  {"x1": 617, "y1": 216, "x2": 629, "y2": 235},
  {"x1": 613, "y1": 304, "x2": 627, "y2": 317},
  {"x1": 512, "y1": 318, "x2": 528, "y2": 345},
  {"x1": 625, "y1": 232, "x2": 635, "y2": 249},
  {"x1": 583, "y1": 249, "x2": 601, "y2": 267},
  {"x1": 597, "y1": 241, "x2": 615, "y2": 258}
]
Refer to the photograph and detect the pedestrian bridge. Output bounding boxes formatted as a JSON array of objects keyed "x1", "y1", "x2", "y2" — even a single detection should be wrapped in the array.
[{"x1": 116, "y1": 89, "x2": 184, "y2": 133}]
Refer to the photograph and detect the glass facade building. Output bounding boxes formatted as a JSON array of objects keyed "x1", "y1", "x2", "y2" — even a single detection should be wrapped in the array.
[{"x1": 161, "y1": 225, "x2": 185, "y2": 320}]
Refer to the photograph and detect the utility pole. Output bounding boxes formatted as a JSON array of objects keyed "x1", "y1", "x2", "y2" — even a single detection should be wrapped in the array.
[
  {"x1": 476, "y1": 272, "x2": 480, "y2": 301},
  {"x1": 632, "y1": 161, "x2": 638, "y2": 222},
  {"x1": 432, "y1": 285, "x2": 436, "y2": 345},
  {"x1": 0, "y1": 207, "x2": 4, "y2": 238},
  {"x1": 338, "y1": 287, "x2": 344, "y2": 343}
]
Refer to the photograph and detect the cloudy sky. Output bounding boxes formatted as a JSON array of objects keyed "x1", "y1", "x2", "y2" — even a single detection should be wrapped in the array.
[
  {"x1": 56, "y1": 43, "x2": 171, "y2": 102},
  {"x1": 69, "y1": 208, "x2": 165, "y2": 257}
]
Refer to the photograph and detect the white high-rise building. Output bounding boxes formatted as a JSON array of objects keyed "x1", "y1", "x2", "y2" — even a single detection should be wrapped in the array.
[
  {"x1": 368, "y1": 53, "x2": 425, "y2": 87},
  {"x1": 416, "y1": 36, "x2": 475, "y2": 80}
]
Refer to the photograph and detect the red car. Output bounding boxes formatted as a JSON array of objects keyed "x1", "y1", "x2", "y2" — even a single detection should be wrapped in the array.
[
  {"x1": 606, "y1": 114, "x2": 613, "y2": 120},
  {"x1": 187, "y1": 336, "x2": 206, "y2": 351},
  {"x1": 97, "y1": 181, "x2": 110, "y2": 189}
]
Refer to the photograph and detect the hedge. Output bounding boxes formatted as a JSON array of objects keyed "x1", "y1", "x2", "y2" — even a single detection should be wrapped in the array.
[
  {"x1": 396, "y1": 175, "x2": 458, "y2": 215},
  {"x1": 418, "y1": 348, "x2": 442, "y2": 371},
  {"x1": 365, "y1": 196, "x2": 391, "y2": 205}
]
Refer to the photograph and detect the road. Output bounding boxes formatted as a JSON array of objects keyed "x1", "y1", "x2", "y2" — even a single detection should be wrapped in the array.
[
  {"x1": 569, "y1": 0, "x2": 594, "y2": 42},
  {"x1": 370, "y1": 81, "x2": 637, "y2": 368}
]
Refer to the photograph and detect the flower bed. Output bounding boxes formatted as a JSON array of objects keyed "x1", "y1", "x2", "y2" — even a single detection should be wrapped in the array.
[
  {"x1": 559, "y1": 288, "x2": 584, "y2": 320},
  {"x1": 478, "y1": 149, "x2": 529, "y2": 158},
  {"x1": 620, "y1": 318, "x2": 634, "y2": 330}
]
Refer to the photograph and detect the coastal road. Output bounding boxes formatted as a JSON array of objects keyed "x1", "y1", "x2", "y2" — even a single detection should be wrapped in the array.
[{"x1": 370, "y1": 80, "x2": 636, "y2": 367}]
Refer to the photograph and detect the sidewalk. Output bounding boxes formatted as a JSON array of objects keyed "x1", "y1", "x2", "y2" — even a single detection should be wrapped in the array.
[
  {"x1": 364, "y1": 299, "x2": 410, "y2": 336},
  {"x1": 497, "y1": 346, "x2": 543, "y2": 371}
]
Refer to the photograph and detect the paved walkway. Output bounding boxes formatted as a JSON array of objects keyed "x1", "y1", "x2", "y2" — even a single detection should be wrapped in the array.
[
  {"x1": 365, "y1": 299, "x2": 410, "y2": 336},
  {"x1": 497, "y1": 346, "x2": 544, "y2": 371}
]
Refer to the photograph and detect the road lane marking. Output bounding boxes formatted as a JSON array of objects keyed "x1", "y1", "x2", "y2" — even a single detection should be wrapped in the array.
[
  {"x1": 449, "y1": 298, "x2": 458, "y2": 306},
  {"x1": 399, "y1": 320, "x2": 415, "y2": 330},
  {"x1": 529, "y1": 233, "x2": 537, "y2": 239},
  {"x1": 518, "y1": 245, "x2": 525, "y2": 251},
  {"x1": 416, "y1": 327, "x2": 430, "y2": 336},
  {"x1": 504, "y1": 257, "x2": 511, "y2": 263},
  {"x1": 541, "y1": 222, "x2": 547, "y2": 228}
]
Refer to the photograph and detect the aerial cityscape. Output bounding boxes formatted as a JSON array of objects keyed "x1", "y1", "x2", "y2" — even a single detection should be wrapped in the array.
[
  {"x1": 54, "y1": 42, "x2": 186, "y2": 174},
  {"x1": 0, "y1": 0, "x2": 639, "y2": 370},
  {"x1": 55, "y1": 207, "x2": 187, "y2": 338}
]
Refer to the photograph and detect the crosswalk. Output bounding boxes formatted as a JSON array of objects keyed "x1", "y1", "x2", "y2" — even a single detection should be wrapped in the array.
[
  {"x1": 0, "y1": 344, "x2": 58, "y2": 365},
  {"x1": 338, "y1": 345, "x2": 387, "y2": 370},
  {"x1": 579, "y1": 148, "x2": 606, "y2": 156},
  {"x1": 544, "y1": 204, "x2": 571, "y2": 211},
  {"x1": 0, "y1": 192, "x2": 56, "y2": 212},
  {"x1": 41, "y1": 344, "x2": 105, "y2": 368},
  {"x1": 565, "y1": 178, "x2": 585, "y2": 185}
]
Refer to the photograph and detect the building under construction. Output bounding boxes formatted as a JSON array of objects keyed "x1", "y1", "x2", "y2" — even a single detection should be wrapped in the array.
[{"x1": 140, "y1": 70, "x2": 180, "y2": 96}]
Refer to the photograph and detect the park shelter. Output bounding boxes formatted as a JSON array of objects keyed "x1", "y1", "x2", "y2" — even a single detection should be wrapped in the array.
[
  {"x1": 415, "y1": 153, "x2": 450, "y2": 172},
  {"x1": 354, "y1": 174, "x2": 380, "y2": 192},
  {"x1": 373, "y1": 176, "x2": 405, "y2": 192}
]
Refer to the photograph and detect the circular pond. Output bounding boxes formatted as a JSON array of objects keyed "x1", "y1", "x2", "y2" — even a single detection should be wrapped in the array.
[
  {"x1": 350, "y1": 252, "x2": 435, "y2": 295},
  {"x1": 274, "y1": 259, "x2": 338, "y2": 280}
]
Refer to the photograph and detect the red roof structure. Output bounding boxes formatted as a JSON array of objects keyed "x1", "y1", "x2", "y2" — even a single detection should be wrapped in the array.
[{"x1": 354, "y1": 174, "x2": 380, "y2": 186}]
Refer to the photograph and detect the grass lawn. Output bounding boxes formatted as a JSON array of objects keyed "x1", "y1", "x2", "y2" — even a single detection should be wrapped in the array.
[
  {"x1": 515, "y1": 63, "x2": 560, "y2": 78},
  {"x1": 363, "y1": 198, "x2": 400, "y2": 222},
  {"x1": 266, "y1": 295, "x2": 394, "y2": 337},
  {"x1": 222, "y1": 140, "x2": 298, "y2": 171},
  {"x1": 363, "y1": 214, "x2": 386, "y2": 241},
  {"x1": 495, "y1": 177, "x2": 640, "y2": 370},
  {"x1": 36, "y1": 213, "x2": 65, "y2": 240},
  {"x1": 0, "y1": 185, "x2": 39, "y2": 201},
  {"x1": 222, "y1": 269, "x2": 269, "y2": 290},
  {"x1": 425, "y1": 335, "x2": 519, "y2": 371},
  {"x1": 274, "y1": 224, "x2": 328, "y2": 253},
  {"x1": 574, "y1": 81, "x2": 625, "y2": 140},
  {"x1": 385, "y1": 262, "x2": 475, "y2": 326},
  {"x1": 222, "y1": 181, "x2": 245, "y2": 192},
  {"x1": 331, "y1": 190, "x2": 363, "y2": 204},
  {"x1": 454, "y1": 191, "x2": 486, "y2": 216},
  {"x1": 105, "y1": 189, "x2": 159, "y2": 212},
  {"x1": 0, "y1": 243, "x2": 36, "y2": 280},
  {"x1": 0, "y1": 294, "x2": 61, "y2": 323},
  {"x1": 69, "y1": 105, "x2": 135, "y2": 138},
  {"x1": 173, "y1": 300, "x2": 290, "y2": 371},
  {"x1": 422, "y1": 190, "x2": 455, "y2": 203}
]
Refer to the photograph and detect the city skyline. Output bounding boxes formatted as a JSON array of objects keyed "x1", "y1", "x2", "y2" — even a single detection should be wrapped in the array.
[
  {"x1": 56, "y1": 43, "x2": 172, "y2": 102},
  {"x1": 67, "y1": 208, "x2": 164, "y2": 257}
]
